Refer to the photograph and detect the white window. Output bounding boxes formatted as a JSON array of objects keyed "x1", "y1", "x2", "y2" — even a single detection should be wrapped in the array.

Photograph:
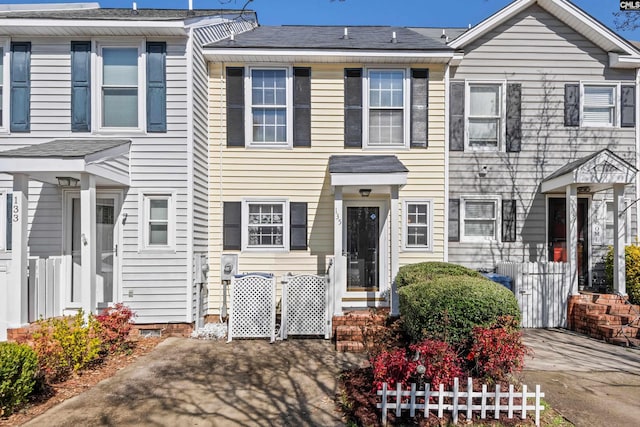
[
  {"x1": 140, "y1": 193, "x2": 174, "y2": 250},
  {"x1": 403, "y1": 200, "x2": 432, "y2": 250},
  {"x1": 365, "y1": 69, "x2": 407, "y2": 147},
  {"x1": 1, "y1": 192, "x2": 11, "y2": 251},
  {"x1": 242, "y1": 200, "x2": 289, "y2": 250},
  {"x1": 247, "y1": 68, "x2": 291, "y2": 147},
  {"x1": 0, "y1": 40, "x2": 9, "y2": 130},
  {"x1": 582, "y1": 84, "x2": 616, "y2": 127},
  {"x1": 98, "y1": 43, "x2": 143, "y2": 130},
  {"x1": 0, "y1": 46, "x2": 3, "y2": 128},
  {"x1": 461, "y1": 196, "x2": 499, "y2": 242},
  {"x1": 467, "y1": 82, "x2": 503, "y2": 150}
]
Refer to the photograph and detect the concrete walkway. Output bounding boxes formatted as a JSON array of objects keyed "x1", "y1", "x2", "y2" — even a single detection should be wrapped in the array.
[
  {"x1": 523, "y1": 328, "x2": 640, "y2": 427},
  {"x1": 24, "y1": 338, "x2": 365, "y2": 427}
]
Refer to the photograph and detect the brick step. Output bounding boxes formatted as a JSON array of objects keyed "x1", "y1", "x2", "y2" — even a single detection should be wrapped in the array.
[
  {"x1": 335, "y1": 325, "x2": 364, "y2": 342},
  {"x1": 608, "y1": 304, "x2": 639, "y2": 315},
  {"x1": 573, "y1": 302, "x2": 608, "y2": 315},
  {"x1": 598, "y1": 324, "x2": 640, "y2": 339},
  {"x1": 585, "y1": 313, "x2": 635, "y2": 326},
  {"x1": 592, "y1": 294, "x2": 626, "y2": 304},
  {"x1": 336, "y1": 341, "x2": 365, "y2": 353},
  {"x1": 608, "y1": 337, "x2": 640, "y2": 348}
]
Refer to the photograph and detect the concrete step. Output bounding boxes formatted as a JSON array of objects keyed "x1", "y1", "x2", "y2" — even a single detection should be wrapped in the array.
[{"x1": 336, "y1": 340, "x2": 365, "y2": 353}]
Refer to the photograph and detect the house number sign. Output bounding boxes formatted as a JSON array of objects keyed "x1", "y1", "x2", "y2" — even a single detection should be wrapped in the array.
[
  {"x1": 12, "y1": 195, "x2": 20, "y2": 222},
  {"x1": 335, "y1": 208, "x2": 342, "y2": 225}
]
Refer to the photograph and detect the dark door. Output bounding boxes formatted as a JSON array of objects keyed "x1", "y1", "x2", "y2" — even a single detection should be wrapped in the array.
[
  {"x1": 548, "y1": 197, "x2": 588, "y2": 287},
  {"x1": 346, "y1": 206, "x2": 379, "y2": 291}
]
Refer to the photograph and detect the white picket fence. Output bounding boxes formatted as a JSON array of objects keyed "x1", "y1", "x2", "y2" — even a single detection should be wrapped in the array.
[
  {"x1": 378, "y1": 377, "x2": 545, "y2": 426},
  {"x1": 496, "y1": 262, "x2": 569, "y2": 328}
]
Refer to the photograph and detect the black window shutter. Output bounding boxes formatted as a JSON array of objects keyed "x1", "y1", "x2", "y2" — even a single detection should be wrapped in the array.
[
  {"x1": 449, "y1": 82, "x2": 464, "y2": 151},
  {"x1": 146, "y1": 42, "x2": 167, "y2": 133},
  {"x1": 223, "y1": 202, "x2": 241, "y2": 250},
  {"x1": 10, "y1": 42, "x2": 31, "y2": 133},
  {"x1": 502, "y1": 199, "x2": 517, "y2": 242},
  {"x1": 293, "y1": 67, "x2": 311, "y2": 147},
  {"x1": 448, "y1": 198, "x2": 460, "y2": 242},
  {"x1": 410, "y1": 68, "x2": 429, "y2": 148},
  {"x1": 564, "y1": 84, "x2": 580, "y2": 127},
  {"x1": 71, "y1": 41, "x2": 91, "y2": 132},
  {"x1": 344, "y1": 68, "x2": 362, "y2": 148},
  {"x1": 290, "y1": 202, "x2": 308, "y2": 250},
  {"x1": 621, "y1": 85, "x2": 636, "y2": 128},
  {"x1": 226, "y1": 67, "x2": 245, "y2": 147},
  {"x1": 506, "y1": 83, "x2": 522, "y2": 152}
]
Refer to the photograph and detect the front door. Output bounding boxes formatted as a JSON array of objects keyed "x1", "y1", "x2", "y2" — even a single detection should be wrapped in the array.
[{"x1": 548, "y1": 197, "x2": 589, "y2": 288}]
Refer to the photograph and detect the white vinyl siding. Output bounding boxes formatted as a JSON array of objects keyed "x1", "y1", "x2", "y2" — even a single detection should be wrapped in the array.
[
  {"x1": 582, "y1": 84, "x2": 617, "y2": 127},
  {"x1": 247, "y1": 68, "x2": 291, "y2": 147},
  {"x1": 403, "y1": 200, "x2": 432, "y2": 251},
  {"x1": 466, "y1": 82, "x2": 504, "y2": 150},
  {"x1": 366, "y1": 69, "x2": 406, "y2": 147},
  {"x1": 461, "y1": 197, "x2": 499, "y2": 242}
]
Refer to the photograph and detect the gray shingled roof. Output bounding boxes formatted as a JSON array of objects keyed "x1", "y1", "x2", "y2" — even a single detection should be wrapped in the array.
[
  {"x1": 409, "y1": 27, "x2": 468, "y2": 44},
  {"x1": 0, "y1": 139, "x2": 130, "y2": 158},
  {"x1": 542, "y1": 149, "x2": 636, "y2": 182},
  {"x1": 329, "y1": 155, "x2": 408, "y2": 174},
  {"x1": 0, "y1": 8, "x2": 249, "y2": 21},
  {"x1": 206, "y1": 26, "x2": 457, "y2": 50}
]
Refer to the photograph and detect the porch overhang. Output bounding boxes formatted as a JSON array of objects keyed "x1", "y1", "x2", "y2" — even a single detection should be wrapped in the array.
[
  {"x1": 0, "y1": 139, "x2": 131, "y2": 186},
  {"x1": 540, "y1": 149, "x2": 637, "y2": 193},
  {"x1": 329, "y1": 155, "x2": 408, "y2": 194}
]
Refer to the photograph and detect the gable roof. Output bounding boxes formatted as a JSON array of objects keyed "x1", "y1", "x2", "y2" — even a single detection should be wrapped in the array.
[{"x1": 448, "y1": 0, "x2": 640, "y2": 68}]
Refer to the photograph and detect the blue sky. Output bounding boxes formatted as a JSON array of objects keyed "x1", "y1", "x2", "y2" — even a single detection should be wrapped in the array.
[{"x1": 2, "y1": 0, "x2": 639, "y2": 40}]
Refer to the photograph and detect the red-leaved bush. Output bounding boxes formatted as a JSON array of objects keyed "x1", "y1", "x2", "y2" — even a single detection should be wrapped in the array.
[{"x1": 95, "y1": 303, "x2": 135, "y2": 354}]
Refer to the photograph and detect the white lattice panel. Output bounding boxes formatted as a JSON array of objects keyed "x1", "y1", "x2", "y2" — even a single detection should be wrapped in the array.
[
  {"x1": 282, "y1": 274, "x2": 329, "y2": 339},
  {"x1": 228, "y1": 275, "x2": 276, "y2": 342}
]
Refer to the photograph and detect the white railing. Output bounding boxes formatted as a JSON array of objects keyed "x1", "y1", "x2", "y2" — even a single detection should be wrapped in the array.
[
  {"x1": 377, "y1": 377, "x2": 545, "y2": 426},
  {"x1": 496, "y1": 262, "x2": 569, "y2": 328}
]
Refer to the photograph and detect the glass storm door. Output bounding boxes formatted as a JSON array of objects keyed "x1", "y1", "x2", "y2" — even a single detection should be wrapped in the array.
[{"x1": 346, "y1": 206, "x2": 380, "y2": 291}]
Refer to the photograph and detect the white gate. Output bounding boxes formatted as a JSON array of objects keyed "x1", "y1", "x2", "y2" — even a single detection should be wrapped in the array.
[
  {"x1": 496, "y1": 262, "x2": 569, "y2": 328},
  {"x1": 281, "y1": 274, "x2": 330, "y2": 339},
  {"x1": 28, "y1": 257, "x2": 63, "y2": 322},
  {"x1": 228, "y1": 274, "x2": 277, "y2": 342}
]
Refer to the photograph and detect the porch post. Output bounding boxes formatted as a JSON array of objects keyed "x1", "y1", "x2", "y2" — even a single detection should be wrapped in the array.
[
  {"x1": 80, "y1": 173, "x2": 96, "y2": 317},
  {"x1": 7, "y1": 174, "x2": 29, "y2": 328},
  {"x1": 333, "y1": 186, "x2": 344, "y2": 316},
  {"x1": 566, "y1": 185, "x2": 579, "y2": 295},
  {"x1": 613, "y1": 184, "x2": 627, "y2": 295},
  {"x1": 390, "y1": 186, "x2": 400, "y2": 316}
]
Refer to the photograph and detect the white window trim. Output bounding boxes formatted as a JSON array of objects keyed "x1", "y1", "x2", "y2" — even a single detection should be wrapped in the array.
[
  {"x1": 0, "y1": 39, "x2": 9, "y2": 134},
  {"x1": 241, "y1": 198, "x2": 290, "y2": 252},
  {"x1": 138, "y1": 191, "x2": 176, "y2": 252},
  {"x1": 363, "y1": 67, "x2": 410, "y2": 149},
  {"x1": 93, "y1": 39, "x2": 146, "y2": 134},
  {"x1": 0, "y1": 191, "x2": 11, "y2": 251},
  {"x1": 245, "y1": 65, "x2": 293, "y2": 149},
  {"x1": 402, "y1": 199, "x2": 433, "y2": 252},
  {"x1": 464, "y1": 80, "x2": 506, "y2": 152},
  {"x1": 460, "y1": 195, "x2": 501, "y2": 243},
  {"x1": 580, "y1": 81, "x2": 620, "y2": 128}
]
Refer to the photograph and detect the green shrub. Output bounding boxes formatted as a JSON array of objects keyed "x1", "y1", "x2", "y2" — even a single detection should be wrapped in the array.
[
  {"x1": 0, "y1": 342, "x2": 38, "y2": 417},
  {"x1": 399, "y1": 276, "x2": 520, "y2": 345},
  {"x1": 395, "y1": 262, "x2": 482, "y2": 288},
  {"x1": 605, "y1": 245, "x2": 640, "y2": 304}
]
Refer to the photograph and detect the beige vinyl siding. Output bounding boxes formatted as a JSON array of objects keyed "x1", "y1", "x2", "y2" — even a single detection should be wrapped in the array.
[
  {"x1": 448, "y1": 4, "x2": 637, "y2": 269},
  {"x1": 207, "y1": 63, "x2": 447, "y2": 315}
]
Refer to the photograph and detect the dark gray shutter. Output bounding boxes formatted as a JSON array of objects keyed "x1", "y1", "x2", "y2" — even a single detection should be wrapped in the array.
[
  {"x1": 564, "y1": 84, "x2": 580, "y2": 127},
  {"x1": 293, "y1": 67, "x2": 311, "y2": 147},
  {"x1": 226, "y1": 67, "x2": 245, "y2": 147},
  {"x1": 410, "y1": 68, "x2": 429, "y2": 148},
  {"x1": 223, "y1": 202, "x2": 241, "y2": 250},
  {"x1": 448, "y1": 199, "x2": 460, "y2": 242},
  {"x1": 290, "y1": 202, "x2": 308, "y2": 250},
  {"x1": 502, "y1": 199, "x2": 517, "y2": 242},
  {"x1": 344, "y1": 68, "x2": 362, "y2": 148},
  {"x1": 506, "y1": 83, "x2": 521, "y2": 152},
  {"x1": 10, "y1": 42, "x2": 31, "y2": 133},
  {"x1": 71, "y1": 41, "x2": 91, "y2": 132},
  {"x1": 146, "y1": 42, "x2": 167, "y2": 133},
  {"x1": 621, "y1": 85, "x2": 636, "y2": 128},
  {"x1": 449, "y1": 82, "x2": 464, "y2": 151}
]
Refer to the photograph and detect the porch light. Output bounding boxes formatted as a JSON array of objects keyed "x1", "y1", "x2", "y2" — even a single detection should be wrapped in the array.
[
  {"x1": 56, "y1": 176, "x2": 79, "y2": 187},
  {"x1": 359, "y1": 188, "x2": 372, "y2": 197}
]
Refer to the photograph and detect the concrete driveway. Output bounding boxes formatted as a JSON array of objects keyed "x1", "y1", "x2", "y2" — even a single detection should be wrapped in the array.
[
  {"x1": 523, "y1": 329, "x2": 640, "y2": 427},
  {"x1": 24, "y1": 338, "x2": 365, "y2": 427}
]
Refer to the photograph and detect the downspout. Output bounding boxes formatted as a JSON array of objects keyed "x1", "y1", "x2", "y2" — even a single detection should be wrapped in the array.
[
  {"x1": 444, "y1": 63, "x2": 450, "y2": 262},
  {"x1": 219, "y1": 62, "x2": 228, "y2": 320},
  {"x1": 636, "y1": 67, "x2": 639, "y2": 243},
  {"x1": 185, "y1": 27, "x2": 195, "y2": 324}
]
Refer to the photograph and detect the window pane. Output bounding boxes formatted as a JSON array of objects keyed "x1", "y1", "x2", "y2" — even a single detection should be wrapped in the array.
[
  {"x1": 6, "y1": 193, "x2": 11, "y2": 250},
  {"x1": 252, "y1": 108, "x2": 286, "y2": 143},
  {"x1": 247, "y1": 203, "x2": 284, "y2": 247},
  {"x1": 251, "y1": 69, "x2": 286, "y2": 106},
  {"x1": 465, "y1": 220, "x2": 495, "y2": 237},
  {"x1": 583, "y1": 108, "x2": 613, "y2": 124},
  {"x1": 470, "y1": 85, "x2": 499, "y2": 116},
  {"x1": 369, "y1": 110, "x2": 403, "y2": 145},
  {"x1": 369, "y1": 71, "x2": 403, "y2": 108},
  {"x1": 466, "y1": 201, "x2": 495, "y2": 219},
  {"x1": 407, "y1": 226, "x2": 428, "y2": 246},
  {"x1": 149, "y1": 223, "x2": 168, "y2": 245},
  {"x1": 103, "y1": 48, "x2": 138, "y2": 86},
  {"x1": 585, "y1": 86, "x2": 614, "y2": 106},
  {"x1": 469, "y1": 118, "x2": 499, "y2": 146},
  {"x1": 0, "y1": 47, "x2": 3, "y2": 81},
  {"x1": 103, "y1": 88, "x2": 138, "y2": 127},
  {"x1": 606, "y1": 202, "x2": 614, "y2": 244},
  {"x1": 150, "y1": 199, "x2": 168, "y2": 221}
]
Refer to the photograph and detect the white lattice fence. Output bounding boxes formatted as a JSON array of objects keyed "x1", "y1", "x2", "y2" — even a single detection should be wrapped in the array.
[
  {"x1": 281, "y1": 274, "x2": 330, "y2": 339},
  {"x1": 228, "y1": 274, "x2": 277, "y2": 342},
  {"x1": 378, "y1": 377, "x2": 545, "y2": 426}
]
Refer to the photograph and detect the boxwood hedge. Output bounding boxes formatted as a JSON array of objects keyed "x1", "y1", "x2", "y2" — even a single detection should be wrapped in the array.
[
  {"x1": 395, "y1": 261, "x2": 482, "y2": 288},
  {"x1": 0, "y1": 342, "x2": 39, "y2": 417}
]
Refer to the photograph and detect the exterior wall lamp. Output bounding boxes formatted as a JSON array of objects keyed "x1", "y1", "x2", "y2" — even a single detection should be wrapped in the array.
[
  {"x1": 56, "y1": 177, "x2": 80, "y2": 187},
  {"x1": 359, "y1": 188, "x2": 372, "y2": 197}
]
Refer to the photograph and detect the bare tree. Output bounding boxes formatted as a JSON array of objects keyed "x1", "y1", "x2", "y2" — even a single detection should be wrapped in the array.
[{"x1": 614, "y1": 10, "x2": 640, "y2": 32}]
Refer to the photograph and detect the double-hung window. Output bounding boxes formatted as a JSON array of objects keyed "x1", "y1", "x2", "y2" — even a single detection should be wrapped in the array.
[
  {"x1": 0, "y1": 46, "x2": 3, "y2": 128},
  {"x1": 243, "y1": 200, "x2": 288, "y2": 250},
  {"x1": 141, "y1": 193, "x2": 174, "y2": 250},
  {"x1": 583, "y1": 85, "x2": 616, "y2": 127},
  {"x1": 467, "y1": 83, "x2": 503, "y2": 150},
  {"x1": 248, "y1": 68, "x2": 289, "y2": 146},
  {"x1": 461, "y1": 197, "x2": 499, "y2": 241},
  {"x1": 403, "y1": 200, "x2": 432, "y2": 250},
  {"x1": 366, "y1": 69, "x2": 406, "y2": 147},
  {"x1": 100, "y1": 45, "x2": 141, "y2": 129}
]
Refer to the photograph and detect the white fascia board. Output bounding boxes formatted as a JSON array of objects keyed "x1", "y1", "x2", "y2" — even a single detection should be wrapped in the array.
[
  {"x1": 331, "y1": 172, "x2": 408, "y2": 187},
  {"x1": 0, "y1": 18, "x2": 187, "y2": 33},
  {"x1": 541, "y1": 173, "x2": 574, "y2": 193},
  {"x1": 609, "y1": 53, "x2": 640, "y2": 69},
  {"x1": 0, "y1": 157, "x2": 85, "y2": 172},
  {"x1": 203, "y1": 48, "x2": 454, "y2": 61},
  {"x1": 85, "y1": 143, "x2": 131, "y2": 164},
  {"x1": 85, "y1": 164, "x2": 130, "y2": 186}
]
